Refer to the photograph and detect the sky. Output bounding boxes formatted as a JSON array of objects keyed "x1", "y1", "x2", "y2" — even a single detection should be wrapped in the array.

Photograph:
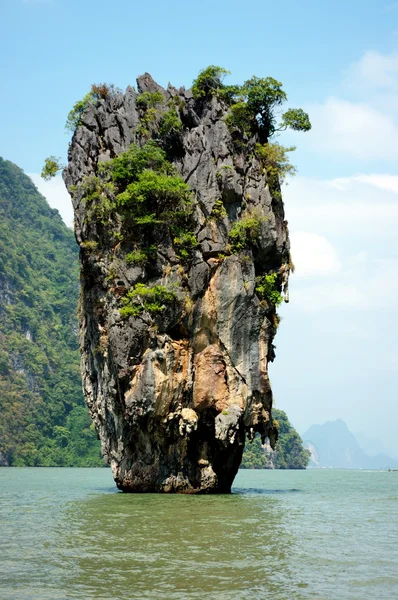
[{"x1": 1, "y1": 0, "x2": 398, "y2": 456}]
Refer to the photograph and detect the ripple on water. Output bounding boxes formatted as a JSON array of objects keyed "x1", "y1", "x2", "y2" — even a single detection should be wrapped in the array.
[{"x1": 0, "y1": 468, "x2": 397, "y2": 599}]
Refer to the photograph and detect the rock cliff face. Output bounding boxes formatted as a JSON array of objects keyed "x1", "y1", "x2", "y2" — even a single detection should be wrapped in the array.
[{"x1": 64, "y1": 74, "x2": 291, "y2": 492}]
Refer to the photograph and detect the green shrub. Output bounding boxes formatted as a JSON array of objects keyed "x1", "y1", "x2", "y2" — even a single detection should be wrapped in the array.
[
  {"x1": 120, "y1": 283, "x2": 177, "y2": 318},
  {"x1": 81, "y1": 176, "x2": 116, "y2": 224},
  {"x1": 80, "y1": 240, "x2": 98, "y2": 251},
  {"x1": 209, "y1": 199, "x2": 227, "y2": 220},
  {"x1": 116, "y1": 170, "x2": 191, "y2": 217},
  {"x1": 224, "y1": 101, "x2": 253, "y2": 136},
  {"x1": 65, "y1": 83, "x2": 120, "y2": 133},
  {"x1": 241, "y1": 76, "x2": 287, "y2": 135},
  {"x1": 136, "y1": 124, "x2": 150, "y2": 138},
  {"x1": 218, "y1": 84, "x2": 244, "y2": 104},
  {"x1": 119, "y1": 304, "x2": 142, "y2": 318},
  {"x1": 125, "y1": 245, "x2": 156, "y2": 266},
  {"x1": 65, "y1": 92, "x2": 94, "y2": 133},
  {"x1": 280, "y1": 108, "x2": 311, "y2": 132},
  {"x1": 89, "y1": 141, "x2": 198, "y2": 260},
  {"x1": 100, "y1": 141, "x2": 169, "y2": 188},
  {"x1": 172, "y1": 229, "x2": 199, "y2": 260},
  {"x1": 229, "y1": 212, "x2": 266, "y2": 252},
  {"x1": 135, "y1": 92, "x2": 164, "y2": 138},
  {"x1": 82, "y1": 175, "x2": 116, "y2": 199},
  {"x1": 201, "y1": 69, "x2": 312, "y2": 138},
  {"x1": 125, "y1": 250, "x2": 148, "y2": 265},
  {"x1": 136, "y1": 91, "x2": 164, "y2": 109},
  {"x1": 159, "y1": 108, "x2": 183, "y2": 138},
  {"x1": 41, "y1": 156, "x2": 63, "y2": 181},
  {"x1": 225, "y1": 76, "x2": 310, "y2": 137},
  {"x1": 192, "y1": 65, "x2": 231, "y2": 99},
  {"x1": 137, "y1": 107, "x2": 158, "y2": 138},
  {"x1": 133, "y1": 214, "x2": 162, "y2": 226},
  {"x1": 255, "y1": 142, "x2": 297, "y2": 184},
  {"x1": 255, "y1": 273, "x2": 283, "y2": 307},
  {"x1": 107, "y1": 144, "x2": 192, "y2": 224}
]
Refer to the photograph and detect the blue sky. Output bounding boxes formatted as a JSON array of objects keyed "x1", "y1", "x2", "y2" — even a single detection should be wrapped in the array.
[
  {"x1": 1, "y1": 0, "x2": 395, "y2": 174},
  {"x1": 1, "y1": 0, "x2": 398, "y2": 455}
]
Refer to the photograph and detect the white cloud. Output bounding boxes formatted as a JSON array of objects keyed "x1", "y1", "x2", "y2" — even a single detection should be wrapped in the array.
[
  {"x1": 294, "y1": 50, "x2": 398, "y2": 160},
  {"x1": 274, "y1": 49, "x2": 398, "y2": 454},
  {"x1": 290, "y1": 232, "x2": 340, "y2": 278},
  {"x1": 28, "y1": 174, "x2": 73, "y2": 228},
  {"x1": 290, "y1": 255, "x2": 398, "y2": 313},
  {"x1": 348, "y1": 50, "x2": 398, "y2": 91},
  {"x1": 303, "y1": 97, "x2": 398, "y2": 160},
  {"x1": 292, "y1": 281, "x2": 366, "y2": 312},
  {"x1": 283, "y1": 174, "x2": 398, "y2": 312},
  {"x1": 351, "y1": 173, "x2": 398, "y2": 194},
  {"x1": 284, "y1": 175, "x2": 398, "y2": 237}
]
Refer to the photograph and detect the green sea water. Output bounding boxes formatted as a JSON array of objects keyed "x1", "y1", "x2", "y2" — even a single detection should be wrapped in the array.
[{"x1": 0, "y1": 468, "x2": 397, "y2": 599}]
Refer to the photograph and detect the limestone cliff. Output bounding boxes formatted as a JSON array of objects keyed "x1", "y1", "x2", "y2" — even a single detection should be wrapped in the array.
[{"x1": 63, "y1": 73, "x2": 291, "y2": 492}]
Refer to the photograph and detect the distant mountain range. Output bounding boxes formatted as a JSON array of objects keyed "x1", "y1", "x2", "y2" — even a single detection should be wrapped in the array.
[{"x1": 302, "y1": 419, "x2": 398, "y2": 469}]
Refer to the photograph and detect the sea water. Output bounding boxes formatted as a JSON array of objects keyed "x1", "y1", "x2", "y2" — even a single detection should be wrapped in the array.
[{"x1": 0, "y1": 468, "x2": 397, "y2": 599}]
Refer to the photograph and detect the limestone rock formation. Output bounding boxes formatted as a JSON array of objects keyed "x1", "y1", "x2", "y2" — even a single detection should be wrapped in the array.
[{"x1": 64, "y1": 73, "x2": 291, "y2": 492}]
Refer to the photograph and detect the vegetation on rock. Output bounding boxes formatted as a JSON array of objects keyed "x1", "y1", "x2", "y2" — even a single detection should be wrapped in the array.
[
  {"x1": 209, "y1": 199, "x2": 227, "y2": 220},
  {"x1": 241, "y1": 410, "x2": 311, "y2": 469},
  {"x1": 78, "y1": 140, "x2": 197, "y2": 317},
  {"x1": 125, "y1": 248, "x2": 155, "y2": 266},
  {"x1": 65, "y1": 83, "x2": 120, "y2": 133},
  {"x1": 191, "y1": 65, "x2": 231, "y2": 99},
  {"x1": 255, "y1": 273, "x2": 284, "y2": 307},
  {"x1": 192, "y1": 66, "x2": 311, "y2": 139},
  {"x1": 78, "y1": 141, "x2": 195, "y2": 233},
  {"x1": 255, "y1": 142, "x2": 297, "y2": 185},
  {"x1": 192, "y1": 65, "x2": 311, "y2": 197},
  {"x1": 41, "y1": 156, "x2": 63, "y2": 181},
  {"x1": 32, "y1": 68, "x2": 311, "y2": 486},
  {"x1": 136, "y1": 91, "x2": 164, "y2": 109},
  {"x1": 120, "y1": 283, "x2": 178, "y2": 318},
  {"x1": 228, "y1": 211, "x2": 266, "y2": 252},
  {"x1": 158, "y1": 108, "x2": 183, "y2": 138}
]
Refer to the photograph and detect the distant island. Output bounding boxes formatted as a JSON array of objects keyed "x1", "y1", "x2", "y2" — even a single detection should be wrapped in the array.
[
  {"x1": 241, "y1": 409, "x2": 310, "y2": 469},
  {"x1": 0, "y1": 157, "x2": 102, "y2": 467},
  {"x1": 302, "y1": 419, "x2": 398, "y2": 469}
]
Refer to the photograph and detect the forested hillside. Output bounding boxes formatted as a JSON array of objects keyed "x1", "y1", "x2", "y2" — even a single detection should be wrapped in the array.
[
  {"x1": 0, "y1": 158, "x2": 102, "y2": 466},
  {"x1": 241, "y1": 409, "x2": 310, "y2": 469}
]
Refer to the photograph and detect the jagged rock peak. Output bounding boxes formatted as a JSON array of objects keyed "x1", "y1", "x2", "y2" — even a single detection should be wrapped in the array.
[{"x1": 64, "y1": 72, "x2": 291, "y2": 493}]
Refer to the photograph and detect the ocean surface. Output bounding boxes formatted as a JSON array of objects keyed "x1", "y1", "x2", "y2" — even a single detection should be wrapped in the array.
[{"x1": 0, "y1": 468, "x2": 397, "y2": 600}]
